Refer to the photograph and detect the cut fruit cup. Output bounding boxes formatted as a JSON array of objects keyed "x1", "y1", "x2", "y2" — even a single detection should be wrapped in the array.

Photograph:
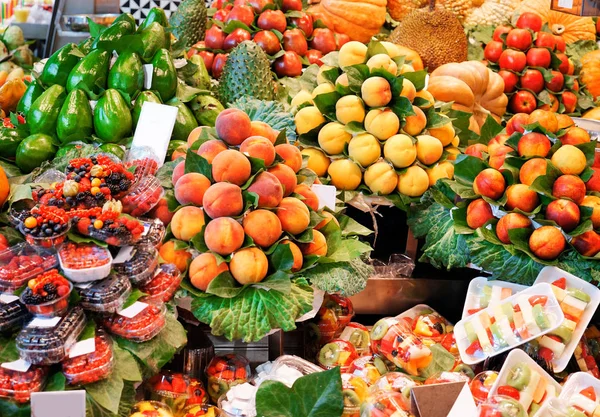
[
  {"x1": 180, "y1": 404, "x2": 221, "y2": 417},
  {"x1": 205, "y1": 354, "x2": 251, "y2": 404},
  {"x1": 21, "y1": 281, "x2": 73, "y2": 318},
  {"x1": 148, "y1": 371, "x2": 191, "y2": 416},
  {"x1": 361, "y1": 390, "x2": 411, "y2": 417},
  {"x1": 121, "y1": 175, "x2": 164, "y2": 218},
  {"x1": 58, "y1": 242, "x2": 112, "y2": 283},
  {"x1": 411, "y1": 310, "x2": 454, "y2": 344},
  {"x1": 347, "y1": 355, "x2": 388, "y2": 385},
  {"x1": 317, "y1": 339, "x2": 359, "y2": 373},
  {"x1": 341, "y1": 372, "x2": 370, "y2": 417},
  {"x1": 129, "y1": 400, "x2": 174, "y2": 417},
  {"x1": 557, "y1": 372, "x2": 600, "y2": 417},
  {"x1": 19, "y1": 219, "x2": 71, "y2": 249},
  {"x1": 339, "y1": 322, "x2": 371, "y2": 356},
  {"x1": 62, "y1": 329, "x2": 114, "y2": 385},
  {"x1": 113, "y1": 245, "x2": 159, "y2": 287},
  {"x1": 470, "y1": 371, "x2": 499, "y2": 405},
  {"x1": 377, "y1": 320, "x2": 432, "y2": 376},
  {"x1": 0, "y1": 365, "x2": 48, "y2": 403},
  {"x1": 78, "y1": 273, "x2": 132, "y2": 314},
  {"x1": 102, "y1": 299, "x2": 166, "y2": 343},
  {"x1": 478, "y1": 395, "x2": 527, "y2": 417},
  {"x1": 140, "y1": 263, "x2": 182, "y2": 303},
  {"x1": 0, "y1": 294, "x2": 31, "y2": 333},
  {"x1": 0, "y1": 242, "x2": 58, "y2": 293},
  {"x1": 373, "y1": 372, "x2": 418, "y2": 407}
]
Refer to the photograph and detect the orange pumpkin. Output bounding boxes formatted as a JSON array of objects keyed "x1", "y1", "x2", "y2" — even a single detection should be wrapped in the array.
[{"x1": 581, "y1": 50, "x2": 600, "y2": 101}]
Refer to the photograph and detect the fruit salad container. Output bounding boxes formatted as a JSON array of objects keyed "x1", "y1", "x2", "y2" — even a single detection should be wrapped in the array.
[
  {"x1": 478, "y1": 395, "x2": 528, "y2": 417},
  {"x1": 140, "y1": 264, "x2": 182, "y2": 303},
  {"x1": 375, "y1": 320, "x2": 433, "y2": 376},
  {"x1": 121, "y1": 175, "x2": 164, "y2": 217},
  {"x1": 557, "y1": 372, "x2": 600, "y2": 417},
  {"x1": 139, "y1": 218, "x2": 166, "y2": 248},
  {"x1": 317, "y1": 339, "x2": 359, "y2": 373},
  {"x1": 102, "y1": 299, "x2": 166, "y2": 343},
  {"x1": 408, "y1": 307, "x2": 454, "y2": 345},
  {"x1": 340, "y1": 373, "x2": 369, "y2": 417},
  {"x1": 360, "y1": 390, "x2": 411, "y2": 417},
  {"x1": 185, "y1": 378, "x2": 208, "y2": 407},
  {"x1": 206, "y1": 354, "x2": 251, "y2": 404},
  {"x1": 112, "y1": 244, "x2": 159, "y2": 286},
  {"x1": 454, "y1": 283, "x2": 564, "y2": 365},
  {"x1": 0, "y1": 363, "x2": 47, "y2": 403},
  {"x1": 339, "y1": 322, "x2": 371, "y2": 356},
  {"x1": 62, "y1": 328, "x2": 114, "y2": 385},
  {"x1": 533, "y1": 398, "x2": 570, "y2": 417},
  {"x1": 71, "y1": 208, "x2": 145, "y2": 247},
  {"x1": 180, "y1": 404, "x2": 221, "y2": 417},
  {"x1": 373, "y1": 372, "x2": 418, "y2": 407},
  {"x1": 125, "y1": 148, "x2": 161, "y2": 181},
  {"x1": 217, "y1": 383, "x2": 257, "y2": 417},
  {"x1": 20, "y1": 270, "x2": 72, "y2": 318},
  {"x1": 19, "y1": 205, "x2": 71, "y2": 248},
  {"x1": 347, "y1": 355, "x2": 389, "y2": 385},
  {"x1": 489, "y1": 349, "x2": 561, "y2": 415},
  {"x1": 463, "y1": 277, "x2": 527, "y2": 318},
  {"x1": 79, "y1": 273, "x2": 132, "y2": 314},
  {"x1": 130, "y1": 400, "x2": 174, "y2": 417},
  {"x1": 424, "y1": 371, "x2": 471, "y2": 385},
  {"x1": 0, "y1": 293, "x2": 31, "y2": 333},
  {"x1": 149, "y1": 371, "x2": 191, "y2": 416},
  {"x1": 270, "y1": 355, "x2": 323, "y2": 376},
  {"x1": 58, "y1": 242, "x2": 112, "y2": 283},
  {"x1": 533, "y1": 267, "x2": 600, "y2": 372},
  {"x1": 16, "y1": 306, "x2": 87, "y2": 365},
  {"x1": 370, "y1": 317, "x2": 403, "y2": 356},
  {"x1": 470, "y1": 371, "x2": 499, "y2": 405},
  {"x1": 9, "y1": 200, "x2": 36, "y2": 227},
  {"x1": 0, "y1": 242, "x2": 58, "y2": 292}
]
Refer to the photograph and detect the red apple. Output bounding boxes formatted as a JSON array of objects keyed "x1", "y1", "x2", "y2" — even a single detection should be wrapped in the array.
[
  {"x1": 257, "y1": 10, "x2": 287, "y2": 33},
  {"x1": 199, "y1": 50, "x2": 215, "y2": 72},
  {"x1": 335, "y1": 33, "x2": 350, "y2": 49},
  {"x1": 499, "y1": 49, "x2": 527, "y2": 72},
  {"x1": 499, "y1": 70, "x2": 519, "y2": 93},
  {"x1": 212, "y1": 53, "x2": 228, "y2": 79},
  {"x1": 562, "y1": 91, "x2": 577, "y2": 113},
  {"x1": 516, "y1": 12, "x2": 543, "y2": 32},
  {"x1": 540, "y1": 93, "x2": 559, "y2": 112},
  {"x1": 554, "y1": 35, "x2": 566, "y2": 52},
  {"x1": 555, "y1": 53, "x2": 570, "y2": 74},
  {"x1": 226, "y1": 5, "x2": 255, "y2": 26},
  {"x1": 283, "y1": 28, "x2": 308, "y2": 56},
  {"x1": 248, "y1": 0, "x2": 273, "y2": 13},
  {"x1": 253, "y1": 30, "x2": 281, "y2": 55},
  {"x1": 493, "y1": 25, "x2": 512, "y2": 42},
  {"x1": 506, "y1": 113, "x2": 530, "y2": 134},
  {"x1": 484, "y1": 41, "x2": 504, "y2": 63},
  {"x1": 309, "y1": 28, "x2": 337, "y2": 54},
  {"x1": 273, "y1": 51, "x2": 303, "y2": 77},
  {"x1": 290, "y1": 12, "x2": 313, "y2": 37},
  {"x1": 214, "y1": 8, "x2": 230, "y2": 22},
  {"x1": 223, "y1": 28, "x2": 252, "y2": 50},
  {"x1": 526, "y1": 48, "x2": 551, "y2": 68},
  {"x1": 535, "y1": 32, "x2": 556, "y2": 50},
  {"x1": 545, "y1": 70, "x2": 564, "y2": 92},
  {"x1": 510, "y1": 90, "x2": 537, "y2": 114},
  {"x1": 506, "y1": 28, "x2": 533, "y2": 51},
  {"x1": 520, "y1": 69, "x2": 545, "y2": 93},
  {"x1": 306, "y1": 49, "x2": 323, "y2": 65},
  {"x1": 282, "y1": 0, "x2": 302, "y2": 11},
  {"x1": 205, "y1": 25, "x2": 226, "y2": 50}
]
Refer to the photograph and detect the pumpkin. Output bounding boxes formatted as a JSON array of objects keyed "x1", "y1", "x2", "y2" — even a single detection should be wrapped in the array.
[
  {"x1": 513, "y1": 0, "x2": 595, "y2": 43},
  {"x1": 387, "y1": 0, "x2": 428, "y2": 21},
  {"x1": 581, "y1": 50, "x2": 600, "y2": 101},
  {"x1": 0, "y1": 79, "x2": 26, "y2": 113},
  {"x1": 307, "y1": 0, "x2": 387, "y2": 44},
  {"x1": 427, "y1": 61, "x2": 508, "y2": 133}
]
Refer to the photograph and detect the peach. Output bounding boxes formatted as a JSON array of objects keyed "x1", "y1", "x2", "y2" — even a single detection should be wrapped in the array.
[
  {"x1": 416, "y1": 134, "x2": 443, "y2": 165},
  {"x1": 187, "y1": 126, "x2": 209, "y2": 148},
  {"x1": 280, "y1": 239, "x2": 303, "y2": 271},
  {"x1": 496, "y1": 213, "x2": 532, "y2": 244},
  {"x1": 291, "y1": 90, "x2": 313, "y2": 107},
  {"x1": 302, "y1": 148, "x2": 330, "y2": 177},
  {"x1": 555, "y1": 114, "x2": 574, "y2": 130},
  {"x1": 295, "y1": 106, "x2": 326, "y2": 135},
  {"x1": 247, "y1": 171, "x2": 284, "y2": 208},
  {"x1": 215, "y1": 108, "x2": 252, "y2": 145},
  {"x1": 403, "y1": 106, "x2": 427, "y2": 136},
  {"x1": 299, "y1": 229, "x2": 328, "y2": 256},
  {"x1": 551, "y1": 144, "x2": 587, "y2": 175},
  {"x1": 315, "y1": 211, "x2": 339, "y2": 230},
  {"x1": 427, "y1": 120, "x2": 455, "y2": 147},
  {"x1": 445, "y1": 147, "x2": 461, "y2": 161},
  {"x1": 276, "y1": 197, "x2": 310, "y2": 235},
  {"x1": 275, "y1": 143, "x2": 303, "y2": 173},
  {"x1": 581, "y1": 195, "x2": 600, "y2": 229},
  {"x1": 366, "y1": 54, "x2": 398, "y2": 75},
  {"x1": 328, "y1": 159, "x2": 362, "y2": 191},
  {"x1": 240, "y1": 136, "x2": 276, "y2": 166},
  {"x1": 336, "y1": 74, "x2": 349, "y2": 87},
  {"x1": 415, "y1": 90, "x2": 434, "y2": 108},
  {"x1": 397, "y1": 166, "x2": 429, "y2": 197},
  {"x1": 335, "y1": 95, "x2": 366, "y2": 125},
  {"x1": 175, "y1": 173, "x2": 211, "y2": 206},
  {"x1": 517, "y1": 132, "x2": 551, "y2": 158},
  {"x1": 312, "y1": 83, "x2": 335, "y2": 99},
  {"x1": 519, "y1": 158, "x2": 547, "y2": 186},
  {"x1": 243, "y1": 209, "x2": 282, "y2": 247},
  {"x1": 489, "y1": 155, "x2": 506, "y2": 170},
  {"x1": 487, "y1": 134, "x2": 510, "y2": 156},
  {"x1": 466, "y1": 199, "x2": 494, "y2": 229},
  {"x1": 506, "y1": 113, "x2": 530, "y2": 135},
  {"x1": 427, "y1": 161, "x2": 454, "y2": 186},
  {"x1": 529, "y1": 226, "x2": 566, "y2": 260},
  {"x1": 473, "y1": 168, "x2": 506, "y2": 200},
  {"x1": 148, "y1": 197, "x2": 174, "y2": 226},
  {"x1": 361, "y1": 76, "x2": 392, "y2": 107},
  {"x1": 204, "y1": 217, "x2": 245, "y2": 255},
  {"x1": 268, "y1": 163, "x2": 298, "y2": 196},
  {"x1": 211, "y1": 149, "x2": 251, "y2": 185},
  {"x1": 560, "y1": 126, "x2": 590, "y2": 146},
  {"x1": 585, "y1": 167, "x2": 600, "y2": 192},
  {"x1": 364, "y1": 109, "x2": 400, "y2": 140},
  {"x1": 400, "y1": 79, "x2": 416, "y2": 102},
  {"x1": 189, "y1": 253, "x2": 229, "y2": 291},
  {"x1": 364, "y1": 161, "x2": 398, "y2": 195},
  {"x1": 595, "y1": 151, "x2": 600, "y2": 168},
  {"x1": 171, "y1": 206, "x2": 206, "y2": 241},
  {"x1": 546, "y1": 199, "x2": 580, "y2": 232},
  {"x1": 528, "y1": 109, "x2": 558, "y2": 133},
  {"x1": 172, "y1": 161, "x2": 186, "y2": 184},
  {"x1": 465, "y1": 144, "x2": 488, "y2": 159},
  {"x1": 384, "y1": 134, "x2": 417, "y2": 168},
  {"x1": 338, "y1": 41, "x2": 368, "y2": 67},
  {"x1": 505, "y1": 184, "x2": 540, "y2": 213},
  {"x1": 159, "y1": 241, "x2": 192, "y2": 273},
  {"x1": 347, "y1": 133, "x2": 381, "y2": 167},
  {"x1": 294, "y1": 184, "x2": 319, "y2": 211},
  {"x1": 203, "y1": 183, "x2": 244, "y2": 218},
  {"x1": 171, "y1": 144, "x2": 188, "y2": 161},
  {"x1": 197, "y1": 139, "x2": 228, "y2": 163},
  {"x1": 250, "y1": 121, "x2": 278, "y2": 144},
  {"x1": 552, "y1": 175, "x2": 586, "y2": 204},
  {"x1": 230, "y1": 247, "x2": 269, "y2": 284},
  {"x1": 572, "y1": 231, "x2": 600, "y2": 257},
  {"x1": 318, "y1": 122, "x2": 352, "y2": 155},
  {"x1": 316, "y1": 66, "x2": 335, "y2": 85}
]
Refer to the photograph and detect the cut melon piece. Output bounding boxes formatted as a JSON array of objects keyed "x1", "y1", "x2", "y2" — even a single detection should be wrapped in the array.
[
  {"x1": 481, "y1": 286, "x2": 492, "y2": 308},
  {"x1": 501, "y1": 287, "x2": 512, "y2": 299},
  {"x1": 592, "y1": 405, "x2": 600, "y2": 417},
  {"x1": 471, "y1": 317, "x2": 492, "y2": 353},
  {"x1": 561, "y1": 295, "x2": 587, "y2": 322},
  {"x1": 567, "y1": 288, "x2": 591, "y2": 303},
  {"x1": 522, "y1": 370, "x2": 541, "y2": 398},
  {"x1": 549, "y1": 319, "x2": 577, "y2": 344},
  {"x1": 532, "y1": 376, "x2": 548, "y2": 404},
  {"x1": 464, "y1": 321, "x2": 477, "y2": 343},
  {"x1": 497, "y1": 317, "x2": 518, "y2": 346},
  {"x1": 518, "y1": 391, "x2": 534, "y2": 412},
  {"x1": 532, "y1": 304, "x2": 550, "y2": 330},
  {"x1": 501, "y1": 302, "x2": 514, "y2": 323},
  {"x1": 551, "y1": 285, "x2": 567, "y2": 303},
  {"x1": 480, "y1": 311, "x2": 493, "y2": 329},
  {"x1": 513, "y1": 311, "x2": 531, "y2": 340},
  {"x1": 539, "y1": 335, "x2": 566, "y2": 358},
  {"x1": 492, "y1": 304, "x2": 506, "y2": 323},
  {"x1": 491, "y1": 323, "x2": 507, "y2": 348},
  {"x1": 490, "y1": 285, "x2": 502, "y2": 306},
  {"x1": 569, "y1": 394, "x2": 598, "y2": 414},
  {"x1": 544, "y1": 385, "x2": 557, "y2": 403}
]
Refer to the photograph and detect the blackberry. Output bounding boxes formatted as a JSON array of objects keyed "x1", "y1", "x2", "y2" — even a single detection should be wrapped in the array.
[
  {"x1": 48, "y1": 197, "x2": 56, "y2": 205},
  {"x1": 21, "y1": 288, "x2": 34, "y2": 303},
  {"x1": 43, "y1": 283, "x2": 56, "y2": 294},
  {"x1": 119, "y1": 179, "x2": 131, "y2": 191},
  {"x1": 53, "y1": 224, "x2": 63, "y2": 233},
  {"x1": 45, "y1": 293, "x2": 57, "y2": 301},
  {"x1": 391, "y1": 349, "x2": 398, "y2": 357},
  {"x1": 76, "y1": 192, "x2": 87, "y2": 201}
]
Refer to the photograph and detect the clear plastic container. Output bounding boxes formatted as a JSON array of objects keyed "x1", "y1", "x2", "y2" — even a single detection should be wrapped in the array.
[
  {"x1": 113, "y1": 245, "x2": 159, "y2": 286},
  {"x1": 16, "y1": 306, "x2": 87, "y2": 365},
  {"x1": 185, "y1": 378, "x2": 208, "y2": 407},
  {"x1": 360, "y1": 390, "x2": 411, "y2": 417},
  {"x1": 377, "y1": 320, "x2": 433, "y2": 376},
  {"x1": 0, "y1": 242, "x2": 58, "y2": 292},
  {"x1": 205, "y1": 354, "x2": 251, "y2": 404},
  {"x1": 478, "y1": 395, "x2": 528, "y2": 417},
  {"x1": 149, "y1": 371, "x2": 190, "y2": 415},
  {"x1": 424, "y1": 371, "x2": 471, "y2": 385},
  {"x1": 340, "y1": 373, "x2": 369, "y2": 417},
  {"x1": 180, "y1": 404, "x2": 221, "y2": 417},
  {"x1": 62, "y1": 329, "x2": 114, "y2": 385},
  {"x1": 19, "y1": 217, "x2": 71, "y2": 249},
  {"x1": 125, "y1": 147, "x2": 161, "y2": 181},
  {"x1": 470, "y1": 371, "x2": 499, "y2": 405},
  {"x1": 557, "y1": 372, "x2": 600, "y2": 416},
  {"x1": 217, "y1": 384, "x2": 257, "y2": 417},
  {"x1": 9, "y1": 200, "x2": 36, "y2": 227},
  {"x1": 140, "y1": 264, "x2": 182, "y2": 303},
  {"x1": 102, "y1": 299, "x2": 166, "y2": 343},
  {"x1": 21, "y1": 280, "x2": 72, "y2": 318},
  {"x1": 130, "y1": 400, "x2": 174, "y2": 417},
  {"x1": 58, "y1": 242, "x2": 112, "y2": 283},
  {"x1": 409, "y1": 308, "x2": 454, "y2": 344},
  {"x1": 317, "y1": 339, "x2": 358, "y2": 373},
  {"x1": 0, "y1": 294, "x2": 31, "y2": 333},
  {"x1": 121, "y1": 175, "x2": 164, "y2": 217},
  {"x1": 339, "y1": 322, "x2": 371, "y2": 356},
  {"x1": 139, "y1": 218, "x2": 166, "y2": 247},
  {"x1": 0, "y1": 364, "x2": 47, "y2": 403},
  {"x1": 373, "y1": 372, "x2": 418, "y2": 407},
  {"x1": 271, "y1": 355, "x2": 323, "y2": 375},
  {"x1": 463, "y1": 277, "x2": 527, "y2": 318},
  {"x1": 83, "y1": 216, "x2": 145, "y2": 247},
  {"x1": 347, "y1": 355, "x2": 388, "y2": 385},
  {"x1": 79, "y1": 273, "x2": 131, "y2": 314}
]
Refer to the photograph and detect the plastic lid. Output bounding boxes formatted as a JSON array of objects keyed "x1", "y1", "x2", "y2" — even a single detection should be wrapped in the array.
[
  {"x1": 62, "y1": 329, "x2": 114, "y2": 385},
  {"x1": 140, "y1": 264, "x2": 182, "y2": 303},
  {"x1": 125, "y1": 147, "x2": 161, "y2": 180},
  {"x1": 139, "y1": 218, "x2": 166, "y2": 247},
  {"x1": 0, "y1": 365, "x2": 47, "y2": 403},
  {"x1": 0, "y1": 294, "x2": 31, "y2": 333},
  {"x1": 16, "y1": 306, "x2": 86, "y2": 351},
  {"x1": 121, "y1": 176, "x2": 164, "y2": 217},
  {"x1": 58, "y1": 242, "x2": 112, "y2": 270},
  {"x1": 0, "y1": 242, "x2": 59, "y2": 292},
  {"x1": 130, "y1": 401, "x2": 174, "y2": 417},
  {"x1": 113, "y1": 245, "x2": 159, "y2": 280},
  {"x1": 206, "y1": 354, "x2": 251, "y2": 381},
  {"x1": 103, "y1": 299, "x2": 166, "y2": 341},
  {"x1": 79, "y1": 273, "x2": 132, "y2": 306}
]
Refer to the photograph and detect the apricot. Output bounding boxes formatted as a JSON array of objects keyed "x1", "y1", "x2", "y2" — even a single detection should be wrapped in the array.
[
  {"x1": 551, "y1": 144, "x2": 586, "y2": 175},
  {"x1": 445, "y1": 147, "x2": 461, "y2": 161},
  {"x1": 240, "y1": 136, "x2": 276, "y2": 166},
  {"x1": 275, "y1": 144, "x2": 303, "y2": 173},
  {"x1": 189, "y1": 253, "x2": 229, "y2": 291},
  {"x1": 158, "y1": 240, "x2": 192, "y2": 272},
  {"x1": 517, "y1": 132, "x2": 551, "y2": 158},
  {"x1": 328, "y1": 159, "x2": 362, "y2": 191},
  {"x1": 187, "y1": 126, "x2": 207, "y2": 148},
  {"x1": 366, "y1": 54, "x2": 398, "y2": 75},
  {"x1": 171, "y1": 206, "x2": 206, "y2": 241},
  {"x1": 496, "y1": 213, "x2": 532, "y2": 244},
  {"x1": 506, "y1": 113, "x2": 530, "y2": 135},
  {"x1": 465, "y1": 144, "x2": 488, "y2": 159},
  {"x1": 415, "y1": 90, "x2": 434, "y2": 108},
  {"x1": 505, "y1": 184, "x2": 540, "y2": 213},
  {"x1": 230, "y1": 247, "x2": 269, "y2": 284},
  {"x1": 318, "y1": 122, "x2": 352, "y2": 155},
  {"x1": 295, "y1": 106, "x2": 326, "y2": 135},
  {"x1": 364, "y1": 162, "x2": 398, "y2": 195},
  {"x1": 247, "y1": 171, "x2": 284, "y2": 208},
  {"x1": 361, "y1": 77, "x2": 392, "y2": 107},
  {"x1": 197, "y1": 139, "x2": 228, "y2": 164},
  {"x1": 148, "y1": 197, "x2": 174, "y2": 226},
  {"x1": 552, "y1": 175, "x2": 586, "y2": 204},
  {"x1": 397, "y1": 166, "x2": 429, "y2": 197},
  {"x1": 546, "y1": 199, "x2": 580, "y2": 232},
  {"x1": 529, "y1": 226, "x2": 566, "y2": 260},
  {"x1": 473, "y1": 168, "x2": 506, "y2": 200},
  {"x1": 348, "y1": 133, "x2": 381, "y2": 167},
  {"x1": 426, "y1": 161, "x2": 454, "y2": 186},
  {"x1": 302, "y1": 148, "x2": 330, "y2": 177},
  {"x1": 172, "y1": 144, "x2": 188, "y2": 161},
  {"x1": 211, "y1": 149, "x2": 251, "y2": 185},
  {"x1": 400, "y1": 79, "x2": 416, "y2": 102},
  {"x1": 299, "y1": 229, "x2": 328, "y2": 256},
  {"x1": 215, "y1": 108, "x2": 252, "y2": 145},
  {"x1": 384, "y1": 134, "x2": 417, "y2": 168},
  {"x1": 560, "y1": 126, "x2": 590, "y2": 145},
  {"x1": 243, "y1": 209, "x2": 282, "y2": 247},
  {"x1": 416, "y1": 135, "x2": 443, "y2": 165},
  {"x1": 487, "y1": 134, "x2": 509, "y2": 155},
  {"x1": 276, "y1": 197, "x2": 310, "y2": 235},
  {"x1": 572, "y1": 231, "x2": 600, "y2": 257},
  {"x1": 204, "y1": 217, "x2": 245, "y2": 255},
  {"x1": 175, "y1": 173, "x2": 211, "y2": 206},
  {"x1": 364, "y1": 109, "x2": 400, "y2": 141},
  {"x1": 294, "y1": 184, "x2": 319, "y2": 211},
  {"x1": 528, "y1": 110, "x2": 558, "y2": 133},
  {"x1": 280, "y1": 239, "x2": 303, "y2": 271},
  {"x1": 338, "y1": 41, "x2": 368, "y2": 67},
  {"x1": 489, "y1": 154, "x2": 507, "y2": 170},
  {"x1": 427, "y1": 119, "x2": 455, "y2": 147},
  {"x1": 403, "y1": 106, "x2": 427, "y2": 136},
  {"x1": 555, "y1": 114, "x2": 574, "y2": 130},
  {"x1": 315, "y1": 211, "x2": 339, "y2": 230},
  {"x1": 581, "y1": 195, "x2": 600, "y2": 229},
  {"x1": 268, "y1": 163, "x2": 298, "y2": 196},
  {"x1": 203, "y1": 183, "x2": 244, "y2": 219},
  {"x1": 250, "y1": 121, "x2": 278, "y2": 144},
  {"x1": 585, "y1": 167, "x2": 600, "y2": 192},
  {"x1": 312, "y1": 82, "x2": 335, "y2": 99},
  {"x1": 336, "y1": 95, "x2": 366, "y2": 125},
  {"x1": 519, "y1": 158, "x2": 547, "y2": 186},
  {"x1": 172, "y1": 161, "x2": 186, "y2": 184},
  {"x1": 291, "y1": 90, "x2": 313, "y2": 107},
  {"x1": 466, "y1": 199, "x2": 494, "y2": 229}
]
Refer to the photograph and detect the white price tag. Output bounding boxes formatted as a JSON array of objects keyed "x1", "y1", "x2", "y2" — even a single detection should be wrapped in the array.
[
  {"x1": 311, "y1": 184, "x2": 336, "y2": 210},
  {"x1": 112, "y1": 246, "x2": 135, "y2": 264},
  {"x1": 558, "y1": 0, "x2": 573, "y2": 7},
  {"x1": 68, "y1": 338, "x2": 96, "y2": 359},
  {"x1": 0, "y1": 294, "x2": 19, "y2": 304},
  {"x1": 131, "y1": 102, "x2": 177, "y2": 167},
  {"x1": 31, "y1": 391, "x2": 86, "y2": 417},
  {"x1": 1, "y1": 359, "x2": 31, "y2": 372},
  {"x1": 118, "y1": 301, "x2": 148, "y2": 318},
  {"x1": 143, "y1": 64, "x2": 153, "y2": 89},
  {"x1": 28, "y1": 317, "x2": 61, "y2": 328}
]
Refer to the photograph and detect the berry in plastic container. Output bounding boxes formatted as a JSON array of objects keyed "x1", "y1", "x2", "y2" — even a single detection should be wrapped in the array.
[
  {"x1": 71, "y1": 208, "x2": 145, "y2": 247},
  {"x1": 347, "y1": 355, "x2": 389, "y2": 385},
  {"x1": 0, "y1": 293, "x2": 31, "y2": 333},
  {"x1": 62, "y1": 329, "x2": 114, "y2": 385},
  {"x1": 121, "y1": 175, "x2": 164, "y2": 217},
  {"x1": 140, "y1": 264, "x2": 182, "y2": 303},
  {"x1": 0, "y1": 363, "x2": 47, "y2": 403},
  {"x1": 138, "y1": 218, "x2": 166, "y2": 248},
  {"x1": 317, "y1": 339, "x2": 358, "y2": 373},
  {"x1": 149, "y1": 371, "x2": 191, "y2": 415},
  {"x1": 373, "y1": 372, "x2": 418, "y2": 407},
  {"x1": 58, "y1": 242, "x2": 112, "y2": 283},
  {"x1": 339, "y1": 322, "x2": 371, "y2": 356},
  {"x1": 79, "y1": 273, "x2": 132, "y2": 314},
  {"x1": 19, "y1": 205, "x2": 71, "y2": 248},
  {"x1": 0, "y1": 242, "x2": 58, "y2": 292},
  {"x1": 130, "y1": 400, "x2": 174, "y2": 417},
  {"x1": 20, "y1": 270, "x2": 72, "y2": 318},
  {"x1": 341, "y1": 373, "x2": 369, "y2": 417},
  {"x1": 470, "y1": 371, "x2": 498, "y2": 405},
  {"x1": 125, "y1": 147, "x2": 161, "y2": 181},
  {"x1": 112, "y1": 245, "x2": 159, "y2": 286},
  {"x1": 16, "y1": 306, "x2": 86, "y2": 365},
  {"x1": 9, "y1": 200, "x2": 36, "y2": 227},
  {"x1": 102, "y1": 299, "x2": 166, "y2": 343},
  {"x1": 360, "y1": 390, "x2": 411, "y2": 417},
  {"x1": 206, "y1": 354, "x2": 251, "y2": 404},
  {"x1": 181, "y1": 404, "x2": 221, "y2": 417},
  {"x1": 378, "y1": 321, "x2": 433, "y2": 376}
]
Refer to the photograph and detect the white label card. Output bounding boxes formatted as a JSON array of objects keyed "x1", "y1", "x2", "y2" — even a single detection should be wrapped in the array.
[
  {"x1": 68, "y1": 338, "x2": 96, "y2": 359},
  {"x1": 32, "y1": 391, "x2": 86, "y2": 417},
  {"x1": 28, "y1": 317, "x2": 61, "y2": 328},
  {"x1": 131, "y1": 102, "x2": 177, "y2": 167},
  {"x1": 0, "y1": 294, "x2": 19, "y2": 304},
  {"x1": 1, "y1": 359, "x2": 31, "y2": 372},
  {"x1": 558, "y1": 0, "x2": 573, "y2": 7},
  {"x1": 143, "y1": 64, "x2": 153, "y2": 89},
  {"x1": 118, "y1": 301, "x2": 148, "y2": 318},
  {"x1": 311, "y1": 184, "x2": 336, "y2": 210},
  {"x1": 112, "y1": 246, "x2": 135, "y2": 264}
]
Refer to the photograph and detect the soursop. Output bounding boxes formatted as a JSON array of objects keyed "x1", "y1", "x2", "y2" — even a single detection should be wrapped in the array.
[
  {"x1": 169, "y1": 0, "x2": 207, "y2": 48},
  {"x1": 12, "y1": 46, "x2": 33, "y2": 66},
  {"x1": 3, "y1": 26, "x2": 24, "y2": 51}
]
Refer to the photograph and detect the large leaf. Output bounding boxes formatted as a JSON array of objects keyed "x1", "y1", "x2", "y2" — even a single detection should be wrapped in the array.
[
  {"x1": 0, "y1": 399, "x2": 30, "y2": 417},
  {"x1": 86, "y1": 381, "x2": 136, "y2": 417},
  {"x1": 231, "y1": 97, "x2": 297, "y2": 143},
  {"x1": 155, "y1": 158, "x2": 183, "y2": 190},
  {"x1": 300, "y1": 258, "x2": 373, "y2": 296},
  {"x1": 0, "y1": 336, "x2": 19, "y2": 362}
]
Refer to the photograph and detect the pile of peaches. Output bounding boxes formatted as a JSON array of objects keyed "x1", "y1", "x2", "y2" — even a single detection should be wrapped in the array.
[
  {"x1": 483, "y1": 12, "x2": 580, "y2": 115},
  {"x1": 464, "y1": 110, "x2": 600, "y2": 260},
  {"x1": 168, "y1": 108, "x2": 337, "y2": 291},
  {"x1": 188, "y1": 0, "x2": 350, "y2": 78}
]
